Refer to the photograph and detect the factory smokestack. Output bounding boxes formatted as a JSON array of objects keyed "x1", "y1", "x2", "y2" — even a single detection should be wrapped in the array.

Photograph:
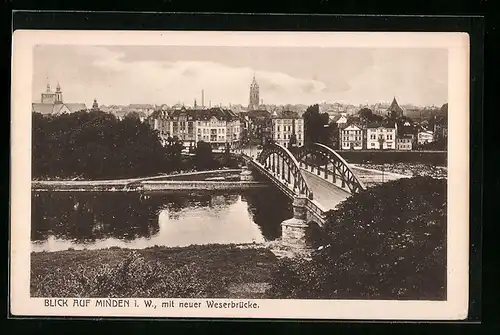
[{"x1": 202, "y1": 90, "x2": 204, "y2": 108}]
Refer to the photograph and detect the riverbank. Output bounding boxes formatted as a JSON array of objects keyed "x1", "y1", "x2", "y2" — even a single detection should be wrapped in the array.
[
  {"x1": 353, "y1": 163, "x2": 447, "y2": 179},
  {"x1": 31, "y1": 244, "x2": 280, "y2": 299},
  {"x1": 32, "y1": 180, "x2": 268, "y2": 192},
  {"x1": 31, "y1": 169, "x2": 266, "y2": 192}
]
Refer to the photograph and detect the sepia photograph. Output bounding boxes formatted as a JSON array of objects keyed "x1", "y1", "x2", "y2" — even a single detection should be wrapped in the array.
[{"x1": 10, "y1": 30, "x2": 470, "y2": 319}]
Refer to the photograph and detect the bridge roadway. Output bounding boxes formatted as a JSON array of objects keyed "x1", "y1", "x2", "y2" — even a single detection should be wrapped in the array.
[{"x1": 300, "y1": 168, "x2": 351, "y2": 211}]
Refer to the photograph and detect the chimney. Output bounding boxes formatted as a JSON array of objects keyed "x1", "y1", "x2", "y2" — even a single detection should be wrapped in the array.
[{"x1": 202, "y1": 90, "x2": 205, "y2": 108}]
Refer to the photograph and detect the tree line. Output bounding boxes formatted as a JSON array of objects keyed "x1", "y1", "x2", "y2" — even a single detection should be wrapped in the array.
[
  {"x1": 32, "y1": 111, "x2": 239, "y2": 180},
  {"x1": 269, "y1": 176, "x2": 447, "y2": 300}
]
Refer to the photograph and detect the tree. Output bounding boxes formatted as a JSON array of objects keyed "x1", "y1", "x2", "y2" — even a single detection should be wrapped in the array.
[
  {"x1": 32, "y1": 111, "x2": 171, "y2": 179},
  {"x1": 327, "y1": 121, "x2": 340, "y2": 149},
  {"x1": 358, "y1": 108, "x2": 374, "y2": 122},
  {"x1": 193, "y1": 141, "x2": 215, "y2": 170},
  {"x1": 303, "y1": 104, "x2": 330, "y2": 145},
  {"x1": 269, "y1": 177, "x2": 447, "y2": 300},
  {"x1": 358, "y1": 108, "x2": 383, "y2": 124},
  {"x1": 165, "y1": 136, "x2": 184, "y2": 172}
]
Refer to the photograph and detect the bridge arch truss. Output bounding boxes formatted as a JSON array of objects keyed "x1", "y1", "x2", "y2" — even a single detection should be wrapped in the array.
[
  {"x1": 295, "y1": 143, "x2": 366, "y2": 194},
  {"x1": 256, "y1": 143, "x2": 313, "y2": 199}
]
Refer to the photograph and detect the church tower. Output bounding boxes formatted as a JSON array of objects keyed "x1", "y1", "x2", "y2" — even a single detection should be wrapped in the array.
[
  {"x1": 55, "y1": 82, "x2": 63, "y2": 103},
  {"x1": 248, "y1": 74, "x2": 260, "y2": 111},
  {"x1": 41, "y1": 83, "x2": 56, "y2": 104}
]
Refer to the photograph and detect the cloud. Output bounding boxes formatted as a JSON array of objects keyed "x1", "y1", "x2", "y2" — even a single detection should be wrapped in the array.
[
  {"x1": 80, "y1": 47, "x2": 333, "y2": 105},
  {"x1": 32, "y1": 45, "x2": 448, "y2": 107}
]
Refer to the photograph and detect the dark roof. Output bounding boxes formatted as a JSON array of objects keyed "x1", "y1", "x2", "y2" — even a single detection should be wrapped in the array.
[
  {"x1": 387, "y1": 97, "x2": 403, "y2": 114},
  {"x1": 367, "y1": 119, "x2": 397, "y2": 129},
  {"x1": 398, "y1": 125, "x2": 414, "y2": 135},
  {"x1": 331, "y1": 115, "x2": 341, "y2": 122},
  {"x1": 272, "y1": 110, "x2": 301, "y2": 119},
  {"x1": 247, "y1": 109, "x2": 271, "y2": 119},
  {"x1": 162, "y1": 108, "x2": 240, "y2": 122}
]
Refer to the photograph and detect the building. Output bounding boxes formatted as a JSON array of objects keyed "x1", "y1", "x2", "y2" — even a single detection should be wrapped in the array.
[
  {"x1": 340, "y1": 124, "x2": 363, "y2": 150},
  {"x1": 396, "y1": 136, "x2": 413, "y2": 150},
  {"x1": 271, "y1": 110, "x2": 304, "y2": 148},
  {"x1": 32, "y1": 82, "x2": 87, "y2": 115},
  {"x1": 386, "y1": 97, "x2": 404, "y2": 118},
  {"x1": 150, "y1": 107, "x2": 241, "y2": 150},
  {"x1": 335, "y1": 113, "x2": 349, "y2": 129},
  {"x1": 417, "y1": 130, "x2": 434, "y2": 145},
  {"x1": 248, "y1": 75, "x2": 260, "y2": 111},
  {"x1": 366, "y1": 120, "x2": 397, "y2": 150},
  {"x1": 240, "y1": 109, "x2": 272, "y2": 145},
  {"x1": 372, "y1": 102, "x2": 391, "y2": 115}
]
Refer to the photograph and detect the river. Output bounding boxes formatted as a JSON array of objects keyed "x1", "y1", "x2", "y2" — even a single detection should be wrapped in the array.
[{"x1": 31, "y1": 188, "x2": 293, "y2": 252}]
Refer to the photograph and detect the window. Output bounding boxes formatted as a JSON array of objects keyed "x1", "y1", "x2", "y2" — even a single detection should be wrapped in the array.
[{"x1": 371, "y1": 143, "x2": 375, "y2": 147}]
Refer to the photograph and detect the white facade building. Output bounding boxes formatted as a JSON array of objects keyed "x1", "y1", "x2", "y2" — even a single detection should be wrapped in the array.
[
  {"x1": 340, "y1": 124, "x2": 363, "y2": 150},
  {"x1": 271, "y1": 110, "x2": 304, "y2": 148},
  {"x1": 366, "y1": 122, "x2": 397, "y2": 150},
  {"x1": 417, "y1": 130, "x2": 434, "y2": 145}
]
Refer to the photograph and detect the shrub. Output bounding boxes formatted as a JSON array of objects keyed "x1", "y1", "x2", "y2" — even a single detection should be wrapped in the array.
[{"x1": 269, "y1": 176, "x2": 447, "y2": 300}]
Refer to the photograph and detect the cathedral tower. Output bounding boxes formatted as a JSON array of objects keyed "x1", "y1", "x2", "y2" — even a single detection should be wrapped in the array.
[
  {"x1": 248, "y1": 74, "x2": 260, "y2": 111},
  {"x1": 41, "y1": 83, "x2": 56, "y2": 104}
]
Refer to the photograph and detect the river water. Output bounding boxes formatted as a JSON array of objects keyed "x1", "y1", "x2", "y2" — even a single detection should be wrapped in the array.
[{"x1": 31, "y1": 188, "x2": 293, "y2": 252}]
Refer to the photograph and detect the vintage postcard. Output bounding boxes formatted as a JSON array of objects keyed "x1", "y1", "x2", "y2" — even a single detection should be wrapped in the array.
[{"x1": 10, "y1": 30, "x2": 470, "y2": 319}]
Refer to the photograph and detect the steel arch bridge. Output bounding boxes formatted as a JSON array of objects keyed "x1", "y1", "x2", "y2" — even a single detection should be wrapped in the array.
[{"x1": 243, "y1": 142, "x2": 365, "y2": 214}]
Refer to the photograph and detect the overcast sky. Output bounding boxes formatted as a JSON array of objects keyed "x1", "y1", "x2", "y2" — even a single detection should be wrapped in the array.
[{"x1": 32, "y1": 45, "x2": 448, "y2": 107}]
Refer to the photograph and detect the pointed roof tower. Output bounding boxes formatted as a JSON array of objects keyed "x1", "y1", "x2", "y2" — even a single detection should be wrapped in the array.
[
  {"x1": 387, "y1": 96, "x2": 403, "y2": 116},
  {"x1": 251, "y1": 73, "x2": 259, "y2": 88}
]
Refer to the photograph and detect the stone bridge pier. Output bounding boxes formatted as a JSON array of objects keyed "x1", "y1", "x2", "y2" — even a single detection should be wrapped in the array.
[{"x1": 281, "y1": 196, "x2": 313, "y2": 248}]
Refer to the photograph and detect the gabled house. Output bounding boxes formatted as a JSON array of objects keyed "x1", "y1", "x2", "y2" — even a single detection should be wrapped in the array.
[{"x1": 340, "y1": 124, "x2": 363, "y2": 150}]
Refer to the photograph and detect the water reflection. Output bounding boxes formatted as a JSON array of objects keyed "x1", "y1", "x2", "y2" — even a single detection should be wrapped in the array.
[{"x1": 31, "y1": 189, "x2": 292, "y2": 252}]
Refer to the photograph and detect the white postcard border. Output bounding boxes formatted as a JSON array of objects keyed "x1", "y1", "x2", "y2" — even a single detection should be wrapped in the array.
[{"x1": 10, "y1": 30, "x2": 470, "y2": 319}]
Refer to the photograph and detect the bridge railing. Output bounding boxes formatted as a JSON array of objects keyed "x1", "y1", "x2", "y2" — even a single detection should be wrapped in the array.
[{"x1": 305, "y1": 198, "x2": 327, "y2": 223}]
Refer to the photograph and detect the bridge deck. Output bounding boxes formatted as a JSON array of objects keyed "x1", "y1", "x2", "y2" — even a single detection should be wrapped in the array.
[{"x1": 301, "y1": 168, "x2": 351, "y2": 211}]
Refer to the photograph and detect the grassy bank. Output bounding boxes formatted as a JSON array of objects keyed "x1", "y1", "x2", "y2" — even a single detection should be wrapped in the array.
[{"x1": 31, "y1": 244, "x2": 278, "y2": 299}]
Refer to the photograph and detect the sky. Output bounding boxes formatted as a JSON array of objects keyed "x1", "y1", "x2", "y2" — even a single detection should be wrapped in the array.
[{"x1": 32, "y1": 45, "x2": 448, "y2": 107}]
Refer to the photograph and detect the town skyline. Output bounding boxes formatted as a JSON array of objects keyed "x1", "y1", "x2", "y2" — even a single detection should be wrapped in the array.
[{"x1": 33, "y1": 45, "x2": 448, "y2": 108}]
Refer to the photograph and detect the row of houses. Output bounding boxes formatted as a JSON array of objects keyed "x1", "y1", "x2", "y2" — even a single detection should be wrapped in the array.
[
  {"x1": 148, "y1": 107, "x2": 306, "y2": 151},
  {"x1": 148, "y1": 107, "x2": 241, "y2": 150},
  {"x1": 339, "y1": 120, "x2": 437, "y2": 151},
  {"x1": 238, "y1": 109, "x2": 305, "y2": 148}
]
